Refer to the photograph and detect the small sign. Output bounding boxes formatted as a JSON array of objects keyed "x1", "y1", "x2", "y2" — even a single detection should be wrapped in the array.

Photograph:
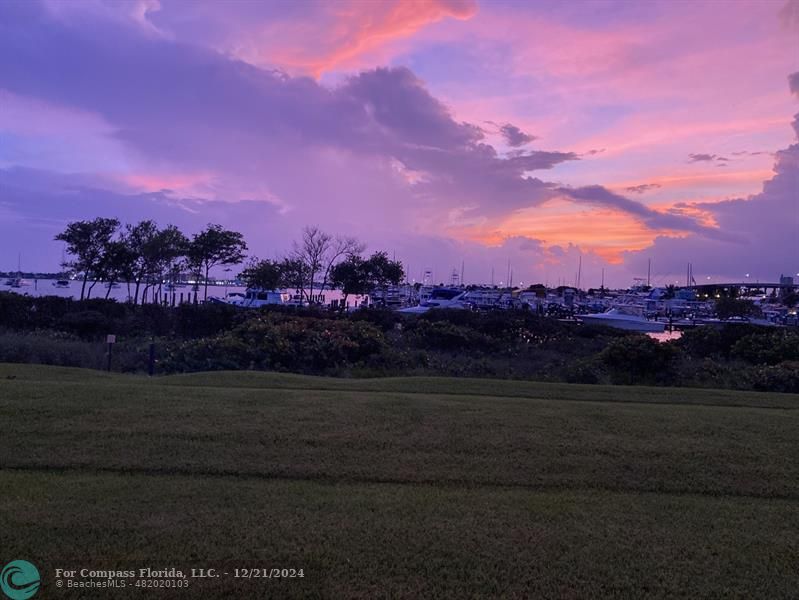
[{"x1": 106, "y1": 335, "x2": 116, "y2": 344}]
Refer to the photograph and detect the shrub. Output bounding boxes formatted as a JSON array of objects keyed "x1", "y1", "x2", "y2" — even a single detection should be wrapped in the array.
[
  {"x1": 407, "y1": 319, "x2": 496, "y2": 352},
  {"x1": 161, "y1": 314, "x2": 388, "y2": 374},
  {"x1": 599, "y1": 335, "x2": 678, "y2": 385},
  {"x1": 730, "y1": 331, "x2": 799, "y2": 365},
  {"x1": 676, "y1": 325, "x2": 762, "y2": 359},
  {"x1": 749, "y1": 361, "x2": 799, "y2": 394},
  {"x1": 59, "y1": 310, "x2": 114, "y2": 339},
  {"x1": 562, "y1": 358, "x2": 604, "y2": 384}
]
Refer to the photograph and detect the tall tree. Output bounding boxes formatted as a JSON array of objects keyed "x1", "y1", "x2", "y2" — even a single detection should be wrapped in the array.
[
  {"x1": 330, "y1": 254, "x2": 367, "y2": 308},
  {"x1": 278, "y1": 257, "x2": 309, "y2": 299},
  {"x1": 291, "y1": 227, "x2": 363, "y2": 305},
  {"x1": 55, "y1": 217, "x2": 120, "y2": 300},
  {"x1": 365, "y1": 251, "x2": 405, "y2": 291},
  {"x1": 240, "y1": 258, "x2": 283, "y2": 291},
  {"x1": 187, "y1": 224, "x2": 248, "y2": 301},
  {"x1": 124, "y1": 220, "x2": 158, "y2": 304},
  {"x1": 149, "y1": 225, "x2": 189, "y2": 302},
  {"x1": 330, "y1": 251, "x2": 404, "y2": 309},
  {"x1": 99, "y1": 240, "x2": 136, "y2": 299},
  {"x1": 291, "y1": 226, "x2": 331, "y2": 304},
  {"x1": 320, "y1": 235, "x2": 364, "y2": 299},
  {"x1": 123, "y1": 221, "x2": 188, "y2": 304}
]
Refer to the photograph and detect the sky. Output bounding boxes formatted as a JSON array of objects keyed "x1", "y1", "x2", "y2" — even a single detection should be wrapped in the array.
[{"x1": 0, "y1": 0, "x2": 797, "y2": 288}]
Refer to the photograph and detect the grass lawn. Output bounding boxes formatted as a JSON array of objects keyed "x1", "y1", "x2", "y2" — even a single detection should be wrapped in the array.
[{"x1": 1, "y1": 363, "x2": 798, "y2": 598}]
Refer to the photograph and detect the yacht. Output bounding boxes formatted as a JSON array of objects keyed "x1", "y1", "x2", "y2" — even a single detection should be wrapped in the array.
[
  {"x1": 398, "y1": 288, "x2": 471, "y2": 314},
  {"x1": 52, "y1": 280, "x2": 71, "y2": 289},
  {"x1": 579, "y1": 305, "x2": 665, "y2": 332},
  {"x1": 213, "y1": 288, "x2": 291, "y2": 308}
]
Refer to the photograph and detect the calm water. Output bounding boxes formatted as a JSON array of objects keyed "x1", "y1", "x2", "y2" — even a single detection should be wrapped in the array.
[
  {"x1": 3, "y1": 279, "x2": 347, "y2": 304},
  {"x1": 647, "y1": 330, "x2": 683, "y2": 342}
]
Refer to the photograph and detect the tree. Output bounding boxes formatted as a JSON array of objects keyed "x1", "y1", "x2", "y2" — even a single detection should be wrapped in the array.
[
  {"x1": 783, "y1": 292, "x2": 798, "y2": 308},
  {"x1": 291, "y1": 226, "x2": 331, "y2": 304},
  {"x1": 148, "y1": 225, "x2": 189, "y2": 301},
  {"x1": 277, "y1": 257, "x2": 309, "y2": 298},
  {"x1": 124, "y1": 220, "x2": 160, "y2": 304},
  {"x1": 99, "y1": 240, "x2": 136, "y2": 299},
  {"x1": 330, "y1": 251, "x2": 404, "y2": 309},
  {"x1": 291, "y1": 227, "x2": 364, "y2": 305},
  {"x1": 55, "y1": 217, "x2": 120, "y2": 300},
  {"x1": 330, "y1": 254, "x2": 368, "y2": 308},
  {"x1": 364, "y1": 251, "x2": 404, "y2": 290},
  {"x1": 187, "y1": 224, "x2": 248, "y2": 301},
  {"x1": 240, "y1": 258, "x2": 283, "y2": 291},
  {"x1": 123, "y1": 221, "x2": 188, "y2": 304},
  {"x1": 320, "y1": 235, "x2": 364, "y2": 298},
  {"x1": 715, "y1": 297, "x2": 759, "y2": 320}
]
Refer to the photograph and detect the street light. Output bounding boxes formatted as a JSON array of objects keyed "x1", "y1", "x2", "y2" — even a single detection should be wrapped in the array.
[{"x1": 224, "y1": 268, "x2": 231, "y2": 296}]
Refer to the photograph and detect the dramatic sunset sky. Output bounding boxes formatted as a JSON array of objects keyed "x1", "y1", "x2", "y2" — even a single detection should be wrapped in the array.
[{"x1": 1, "y1": 0, "x2": 797, "y2": 287}]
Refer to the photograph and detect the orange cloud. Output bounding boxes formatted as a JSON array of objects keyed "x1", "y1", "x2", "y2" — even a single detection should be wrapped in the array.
[
  {"x1": 237, "y1": 0, "x2": 476, "y2": 77},
  {"x1": 611, "y1": 168, "x2": 774, "y2": 195},
  {"x1": 447, "y1": 200, "x2": 685, "y2": 264},
  {"x1": 121, "y1": 171, "x2": 215, "y2": 193}
]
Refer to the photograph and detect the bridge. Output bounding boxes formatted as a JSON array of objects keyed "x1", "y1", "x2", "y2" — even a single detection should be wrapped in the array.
[{"x1": 687, "y1": 281, "x2": 796, "y2": 294}]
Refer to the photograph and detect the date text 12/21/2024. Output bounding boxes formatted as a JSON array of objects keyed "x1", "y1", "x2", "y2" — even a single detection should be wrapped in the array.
[{"x1": 53, "y1": 567, "x2": 305, "y2": 589}]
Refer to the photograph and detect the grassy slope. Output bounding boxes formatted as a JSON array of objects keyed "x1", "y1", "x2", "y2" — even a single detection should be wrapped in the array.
[{"x1": 1, "y1": 363, "x2": 798, "y2": 598}]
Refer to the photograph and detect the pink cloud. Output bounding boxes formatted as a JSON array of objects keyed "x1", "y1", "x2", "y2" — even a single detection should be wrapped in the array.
[{"x1": 215, "y1": 0, "x2": 477, "y2": 77}]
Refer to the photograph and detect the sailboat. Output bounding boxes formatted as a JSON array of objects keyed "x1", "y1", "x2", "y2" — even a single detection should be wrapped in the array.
[{"x1": 5, "y1": 253, "x2": 29, "y2": 288}]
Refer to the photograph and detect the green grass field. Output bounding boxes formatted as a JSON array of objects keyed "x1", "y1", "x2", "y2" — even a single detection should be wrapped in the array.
[{"x1": 1, "y1": 364, "x2": 798, "y2": 598}]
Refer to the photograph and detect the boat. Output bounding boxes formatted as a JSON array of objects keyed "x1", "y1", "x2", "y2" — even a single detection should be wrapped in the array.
[
  {"x1": 164, "y1": 283, "x2": 187, "y2": 292},
  {"x1": 104, "y1": 282, "x2": 121, "y2": 289},
  {"x1": 369, "y1": 284, "x2": 415, "y2": 308},
  {"x1": 6, "y1": 278, "x2": 28, "y2": 288},
  {"x1": 52, "y1": 280, "x2": 71, "y2": 288},
  {"x1": 695, "y1": 316, "x2": 780, "y2": 328},
  {"x1": 211, "y1": 288, "x2": 291, "y2": 308},
  {"x1": 397, "y1": 288, "x2": 471, "y2": 314},
  {"x1": 579, "y1": 306, "x2": 666, "y2": 332}
]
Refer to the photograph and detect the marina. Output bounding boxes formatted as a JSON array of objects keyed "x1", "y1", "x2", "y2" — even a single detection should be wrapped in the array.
[{"x1": 3, "y1": 274, "x2": 796, "y2": 331}]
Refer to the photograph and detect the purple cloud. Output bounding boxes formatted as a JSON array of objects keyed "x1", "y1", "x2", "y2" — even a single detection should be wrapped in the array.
[
  {"x1": 625, "y1": 183, "x2": 662, "y2": 194},
  {"x1": 499, "y1": 123, "x2": 537, "y2": 147},
  {"x1": 688, "y1": 153, "x2": 730, "y2": 163}
]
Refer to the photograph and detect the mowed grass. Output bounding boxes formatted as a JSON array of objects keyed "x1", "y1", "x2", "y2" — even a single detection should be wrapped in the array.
[{"x1": 1, "y1": 364, "x2": 798, "y2": 598}]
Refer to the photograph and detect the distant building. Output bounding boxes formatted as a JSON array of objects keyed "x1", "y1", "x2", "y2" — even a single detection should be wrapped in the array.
[{"x1": 779, "y1": 274, "x2": 795, "y2": 298}]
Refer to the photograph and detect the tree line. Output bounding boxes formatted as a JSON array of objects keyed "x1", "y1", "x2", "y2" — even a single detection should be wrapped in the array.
[{"x1": 55, "y1": 219, "x2": 404, "y2": 305}]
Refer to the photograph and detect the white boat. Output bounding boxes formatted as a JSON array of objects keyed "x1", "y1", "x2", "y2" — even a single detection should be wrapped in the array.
[
  {"x1": 579, "y1": 306, "x2": 665, "y2": 332},
  {"x1": 398, "y1": 288, "x2": 471, "y2": 314},
  {"x1": 6, "y1": 278, "x2": 28, "y2": 288},
  {"x1": 164, "y1": 283, "x2": 187, "y2": 291},
  {"x1": 214, "y1": 288, "x2": 291, "y2": 308}
]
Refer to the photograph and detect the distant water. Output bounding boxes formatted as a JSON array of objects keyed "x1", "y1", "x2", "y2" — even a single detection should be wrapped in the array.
[
  {"x1": 2, "y1": 279, "x2": 346, "y2": 304},
  {"x1": 647, "y1": 330, "x2": 683, "y2": 342}
]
